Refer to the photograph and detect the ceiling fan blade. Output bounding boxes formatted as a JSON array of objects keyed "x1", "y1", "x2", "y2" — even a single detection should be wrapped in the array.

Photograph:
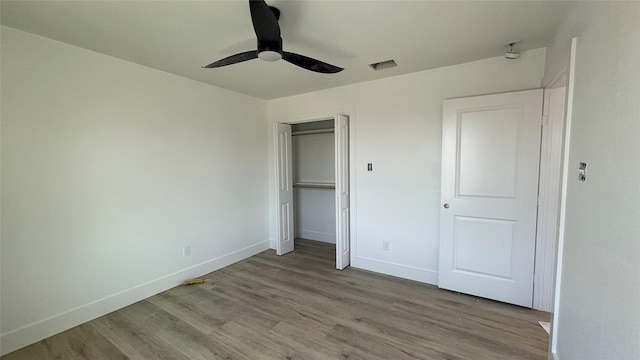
[
  {"x1": 282, "y1": 52, "x2": 344, "y2": 74},
  {"x1": 202, "y1": 51, "x2": 258, "y2": 68},
  {"x1": 249, "y1": 0, "x2": 281, "y2": 44}
]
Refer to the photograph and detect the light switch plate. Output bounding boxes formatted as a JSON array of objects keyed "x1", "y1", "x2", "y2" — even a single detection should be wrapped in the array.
[{"x1": 578, "y1": 162, "x2": 587, "y2": 182}]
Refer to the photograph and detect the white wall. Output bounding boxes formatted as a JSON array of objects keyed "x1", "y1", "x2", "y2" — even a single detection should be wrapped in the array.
[
  {"x1": 293, "y1": 133, "x2": 336, "y2": 243},
  {"x1": 293, "y1": 133, "x2": 335, "y2": 184},
  {"x1": 543, "y1": 3, "x2": 640, "y2": 359},
  {"x1": 0, "y1": 27, "x2": 269, "y2": 355},
  {"x1": 267, "y1": 48, "x2": 546, "y2": 283},
  {"x1": 295, "y1": 188, "x2": 336, "y2": 243}
]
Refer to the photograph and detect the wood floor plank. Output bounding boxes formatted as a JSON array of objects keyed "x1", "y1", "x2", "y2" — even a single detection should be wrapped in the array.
[
  {"x1": 2, "y1": 238, "x2": 550, "y2": 359},
  {"x1": 145, "y1": 291, "x2": 228, "y2": 333},
  {"x1": 89, "y1": 311, "x2": 191, "y2": 360},
  {"x1": 121, "y1": 300, "x2": 251, "y2": 360},
  {"x1": 2, "y1": 323, "x2": 128, "y2": 360},
  {"x1": 267, "y1": 321, "x2": 353, "y2": 360}
]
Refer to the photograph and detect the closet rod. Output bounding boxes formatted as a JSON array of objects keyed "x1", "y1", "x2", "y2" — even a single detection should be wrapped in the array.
[
  {"x1": 291, "y1": 129, "x2": 334, "y2": 136},
  {"x1": 293, "y1": 183, "x2": 336, "y2": 189}
]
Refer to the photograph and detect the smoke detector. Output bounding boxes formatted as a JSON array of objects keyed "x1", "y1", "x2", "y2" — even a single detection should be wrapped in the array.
[{"x1": 504, "y1": 41, "x2": 521, "y2": 60}]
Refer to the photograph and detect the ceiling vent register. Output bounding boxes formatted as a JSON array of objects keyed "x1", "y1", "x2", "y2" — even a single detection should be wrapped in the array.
[{"x1": 369, "y1": 59, "x2": 397, "y2": 71}]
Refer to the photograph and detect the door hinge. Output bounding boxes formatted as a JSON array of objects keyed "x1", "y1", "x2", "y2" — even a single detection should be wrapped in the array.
[{"x1": 541, "y1": 114, "x2": 549, "y2": 126}]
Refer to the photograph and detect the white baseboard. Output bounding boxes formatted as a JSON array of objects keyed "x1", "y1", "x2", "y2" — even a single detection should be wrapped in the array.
[
  {"x1": 298, "y1": 230, "x2": 336, "y2": 244},
  {"x1": 351, "y1": 256, "x2": 438, "y2": 285},
  {"x1": 0, "y1": 240, "x2": 270, "y2": 356}
]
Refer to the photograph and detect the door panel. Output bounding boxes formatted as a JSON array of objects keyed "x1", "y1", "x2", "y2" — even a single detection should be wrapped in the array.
[
  {"x1": 454, "y1": 216, "x2": 515, "y2": 278},
  {"x1": 458, "y1": 106, "x2": 520, "y2": 198},
  {"x1": 275, "y1": 123, "x2": 294, "y2": 255},
  {"x1": 439, "y1": 89, "x2": 543, "y2": 307},
  {"x1": 335, "y1": 114, "x2": 350, "y2": 270}
]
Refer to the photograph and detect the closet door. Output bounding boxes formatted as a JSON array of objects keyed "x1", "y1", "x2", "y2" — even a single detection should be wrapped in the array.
[
  {"x1": 335, "y1": 115, "x2": 350, "y2": 269},
  {"x1": 275, "y1": 123, "x2": 294, "y2": 255}
]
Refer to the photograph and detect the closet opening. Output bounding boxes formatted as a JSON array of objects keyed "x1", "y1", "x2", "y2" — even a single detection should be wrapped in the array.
[
  {"x1": 292, "y1": 120, "x2": 337, "y2": 267},
  {"x1": 274, "y1": 115, "x2": 350, "y2": 270}
]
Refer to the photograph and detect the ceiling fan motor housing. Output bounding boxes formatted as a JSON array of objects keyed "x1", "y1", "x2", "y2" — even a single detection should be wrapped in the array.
[{"x1": 258, "y1": 39, "x2": 283, "y2": 61}]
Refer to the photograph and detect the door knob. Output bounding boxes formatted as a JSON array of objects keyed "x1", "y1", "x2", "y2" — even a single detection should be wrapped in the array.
[{"x1": 443, "y1": 203, "x2": 449, "y2": 209}]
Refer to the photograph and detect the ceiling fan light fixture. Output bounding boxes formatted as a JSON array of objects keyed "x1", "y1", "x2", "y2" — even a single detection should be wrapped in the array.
[{"x1": 258, "y1": 50, "x2": 282, "y2": 62}]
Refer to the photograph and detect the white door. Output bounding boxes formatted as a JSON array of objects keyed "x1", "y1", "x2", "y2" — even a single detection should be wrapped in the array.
[
  {"x1": 335, "y1": 115, "x2": 350, "y2": 270},
  {"x1": 439, "y1": 89, "x2": 543, "y2": 307},
  {"x1": 275, "y1": 123, "x2": 294, "y2": 255}
]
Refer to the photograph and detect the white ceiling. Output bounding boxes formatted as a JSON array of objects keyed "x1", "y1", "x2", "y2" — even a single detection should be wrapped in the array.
[{"x1": 1, "y1": 1, "x2": 569, "y2": 100}]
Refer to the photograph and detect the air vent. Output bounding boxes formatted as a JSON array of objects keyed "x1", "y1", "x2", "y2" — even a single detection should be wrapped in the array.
[{"x1": 369, "y1": 59, "x2": 397, "y2": 71}]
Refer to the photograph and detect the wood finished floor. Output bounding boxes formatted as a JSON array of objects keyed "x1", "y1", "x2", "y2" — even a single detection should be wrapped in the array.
[{"x1": 2, "y1": 239, "x2": 550, "y2": 360}]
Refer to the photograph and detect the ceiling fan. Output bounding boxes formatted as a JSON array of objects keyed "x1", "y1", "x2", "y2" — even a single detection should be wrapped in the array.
[{"x1": 203, "y1": 0, "x2": 343, "y2": 74}]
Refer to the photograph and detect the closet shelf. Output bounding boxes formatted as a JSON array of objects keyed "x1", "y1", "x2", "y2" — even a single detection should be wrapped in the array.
[{"x1": 293, "y1": 182, "x2": 336, "y2": 189}]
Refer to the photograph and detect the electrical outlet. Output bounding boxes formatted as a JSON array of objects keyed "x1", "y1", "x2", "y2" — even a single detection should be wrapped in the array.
[
  {"x1": 382, "y1": 241, "x2": 390, "y2": 251},
  {"x1": 183, "y1": 245, "x2": 191, "y2": 257}
]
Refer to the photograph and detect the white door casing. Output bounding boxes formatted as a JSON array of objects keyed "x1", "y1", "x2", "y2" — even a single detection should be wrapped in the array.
[
  {"x1": 551, "y1": 37, "x2": 578, "y2": 355},
  {"x1": 275, "y1": 123, "x2": 294, "y2": 256},
  {"x1": 534, "y1": 85, "x2": 566, "y2": 311},
  {"x1": 439, "y1": 89, "x2": 543, "y2": 307},
  {"x1": 335, "y1": 114, "x2": 350, "y2": 270}
]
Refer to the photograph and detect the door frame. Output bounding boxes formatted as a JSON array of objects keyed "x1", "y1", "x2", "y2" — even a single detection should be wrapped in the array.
[
  {"x1": 548, "y1": 37, "x2": 578, "y2": 358},
  {"x1": 272, "y1": 109, "x2": 356, "y2": 268},
  {"x1": 533, "y1": 71, "x2": 568, "y2": 311}
]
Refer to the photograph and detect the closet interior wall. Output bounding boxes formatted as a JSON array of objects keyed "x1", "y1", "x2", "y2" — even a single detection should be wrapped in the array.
[{"x1": 292, "y1": 120, "x2": 336, "y2": 244}]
